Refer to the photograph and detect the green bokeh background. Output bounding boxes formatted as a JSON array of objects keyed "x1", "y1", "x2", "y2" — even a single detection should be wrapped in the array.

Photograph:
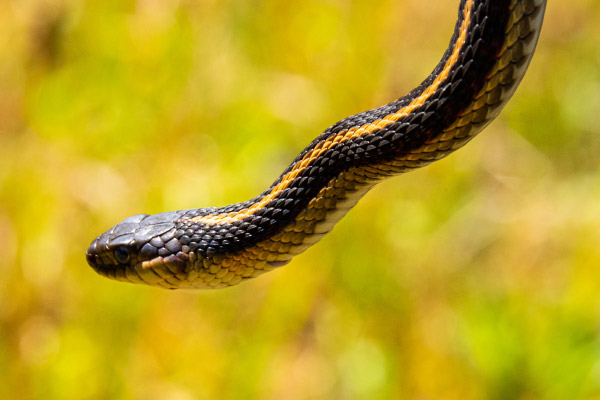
[{"x1": 1, "y1": 0, "x2": 599, "y2": 398}]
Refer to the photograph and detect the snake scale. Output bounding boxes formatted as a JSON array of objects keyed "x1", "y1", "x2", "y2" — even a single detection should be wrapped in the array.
[{"x1": 86, "y1": 0, "x2": 547, "y2": 289}]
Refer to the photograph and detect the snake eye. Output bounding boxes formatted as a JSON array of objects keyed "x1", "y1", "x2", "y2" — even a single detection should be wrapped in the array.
[{"x1": 114, "y1": 247, "x2": 131, "y2": 264}]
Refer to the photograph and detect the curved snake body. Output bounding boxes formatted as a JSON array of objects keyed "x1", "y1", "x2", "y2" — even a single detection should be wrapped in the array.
[{"x1": 86, "y1": 0, "x2": 547, "y2": 289}]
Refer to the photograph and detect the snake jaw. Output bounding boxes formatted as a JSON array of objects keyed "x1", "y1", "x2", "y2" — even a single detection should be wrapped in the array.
[{"x1": 132, "y1": 254, "x2": 188, "y2": 288}]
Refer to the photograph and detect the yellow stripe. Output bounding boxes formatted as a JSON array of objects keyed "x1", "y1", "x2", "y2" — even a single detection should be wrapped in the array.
[{"x1": 192, "y1": 0, "x2": 474, "y2": 226}]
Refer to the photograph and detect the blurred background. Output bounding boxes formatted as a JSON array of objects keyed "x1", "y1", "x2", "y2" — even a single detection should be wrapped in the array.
[{"x1": 1, "y1": 0, "x2": 599, "y2": 398}]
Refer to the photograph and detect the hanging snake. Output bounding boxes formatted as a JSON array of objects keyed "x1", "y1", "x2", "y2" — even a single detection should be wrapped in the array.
[{"x1": 86, "y1": 0, "x2": 547, "y2": 289}]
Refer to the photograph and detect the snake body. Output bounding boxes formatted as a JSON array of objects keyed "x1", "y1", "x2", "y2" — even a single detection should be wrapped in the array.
[{"x1": 86, "y1": 0, "x2": 547, "y2": 289}]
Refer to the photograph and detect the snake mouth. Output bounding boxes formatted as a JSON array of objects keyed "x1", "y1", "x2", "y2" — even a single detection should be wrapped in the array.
[
  {"x1": 85, "y1": 249, "x2": 132, "y2": 282},
  {"x1": 87, "y1": 245, "x2": 190, "y2": 289}
]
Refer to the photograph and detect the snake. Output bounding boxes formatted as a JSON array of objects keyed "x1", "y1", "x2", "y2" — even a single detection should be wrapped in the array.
[{"x1": 86, "y1": 0, "x2": 547, "y2": 289}]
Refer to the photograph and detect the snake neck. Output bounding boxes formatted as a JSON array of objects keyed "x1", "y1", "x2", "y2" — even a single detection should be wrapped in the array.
[{"x1": 179, "y1": 0, "x2": 522, "y2": 256}]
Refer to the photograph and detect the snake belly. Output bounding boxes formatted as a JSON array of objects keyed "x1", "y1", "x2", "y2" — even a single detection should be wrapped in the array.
[{"x1": 86, "y1": 0, "x2": 547, "y2": 289}]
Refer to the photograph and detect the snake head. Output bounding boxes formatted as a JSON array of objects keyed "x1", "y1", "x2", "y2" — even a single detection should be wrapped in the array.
[{"x1": 86, "y1": 211, "x2": 189, "y2": 289}]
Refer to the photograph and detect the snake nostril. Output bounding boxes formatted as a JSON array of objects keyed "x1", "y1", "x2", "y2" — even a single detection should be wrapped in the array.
[{"x1": 86, "y1": 251, "x2": 96, "y2": 267}]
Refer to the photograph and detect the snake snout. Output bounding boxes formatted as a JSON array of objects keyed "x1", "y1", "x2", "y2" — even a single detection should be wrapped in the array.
[{"x1": 85, "y1": 242, "x2": 99, "y2": 269}]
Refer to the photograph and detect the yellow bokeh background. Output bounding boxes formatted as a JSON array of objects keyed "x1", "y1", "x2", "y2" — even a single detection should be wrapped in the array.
[{"x1": 1, "y1": 0, "x2": 599, "y2": 398}]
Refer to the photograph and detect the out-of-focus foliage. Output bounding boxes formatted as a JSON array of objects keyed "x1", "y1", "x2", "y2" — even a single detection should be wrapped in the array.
[{"x1": 1, "y1": 0, "x2": 599, "y2": 398}]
